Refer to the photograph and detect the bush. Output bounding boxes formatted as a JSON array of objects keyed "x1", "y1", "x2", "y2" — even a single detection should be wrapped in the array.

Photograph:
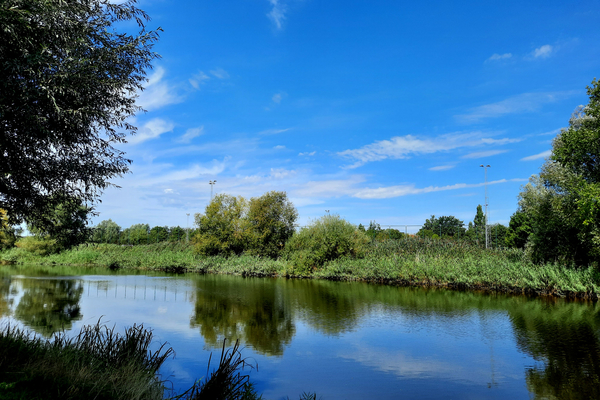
[
  {"x1": 283, "y1": 215, "x2": 369, "y2": 275},
  {"x1": 15, "y1": 236, "x2": 60, "y2": 256}
]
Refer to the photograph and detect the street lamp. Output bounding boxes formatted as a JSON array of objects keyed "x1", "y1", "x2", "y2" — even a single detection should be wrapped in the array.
[
  {"x1": 209, "y1": 180, "x2": 217, "y2": 201},
  {"x1": 186, "y1": 213, "x2": 190, "y2": 243},
  {"x1": 480, "y1": 164, "x2": 491, "y2": 249}
]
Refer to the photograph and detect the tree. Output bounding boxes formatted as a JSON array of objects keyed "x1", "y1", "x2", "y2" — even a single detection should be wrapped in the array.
[
  {"x1": 26, "y1": 195, "x2": 91, "y2": 250},
  {"x1": 0, "y1": 208, "x2": 17, "y2": 250},
  {"x1": 516, "y1": 79, "x2": 600, "y2": 266},
  {"x1": 246, "y1": 191, "x2": 298, "y2": 258},
  {"x1": 121, "y1": 223, "x2": 150, "y2": 245},
  {"x1": 0, "y1": 0, "x2": 161, "y2": 227},
  {"x1": 193, "y1": 194, "x2": 249, "y2": 256},
  {"x1": 504, "y1": 211, "x2": 532, "y2": 249},
  {"x1": 148, "y1": 226, "x2": 169, "y2": 243},
  {"x1": 466, "y1": 205, "x2": 486, "y2": 245},
  {"x1": 92, "y1": 219, "x2": 121, "y2": 243},
  {"x1": 418, "y1": 215, "x2": 465, "y2": 238}
]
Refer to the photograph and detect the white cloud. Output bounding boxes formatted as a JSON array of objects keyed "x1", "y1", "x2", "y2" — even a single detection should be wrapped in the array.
[
  {"x1": 456, "y1": 91, "x2": 577, "y2": 123},
  {"x1": 481, "y1": 137, "x2": 522, "y2": 145},
  {"x1": 128, "y1": 118, "x2": 174, "y2": 145},
  {"x1": 136, "y1": 67, "x2": 182, "y2": 111},
  {"x1": 538, "y1": 128, "x2": 563, "y2": 136},
  {"x1": 189, "y1": 71, "x2": 210, "y2": 89},
  {"x1": 337, "y1": 132, "x2": 504, "y2": 168},
  {"x1": 486, "y1": 53, "x2": 512, "y2": 62},
  {"x1": 461, "y1": 150, "x2": 508, "y2": 159},
  {"x1": 177, "y1": 127, "x2": 204, "y2": 144},
  {"x1": 521, "y1": 150, "x2": 551, "y2": 161},
  {"x1": 273, "y1": 145, "x2": 286, "y2": 150},
  {"x1": 532, "y1": 44, "x2": 553, "y2": 58},
  {"x1": 270, "y1": 168, "x2": 296, "y2": 179},
  {"x1": 272, "y1": 93, "x2": 284, "y2": 104},
  {"x1": 267, "y1": 0, "x2": 286, "y2": 30},
  {"x1": 299, "y1": 151, "x2": 316, "y2": 156},
  {"x1": 258, "y1": 128, "x2": 291, "y2": 135},
  {"x1": 210, "y1": 68, "x2": 230, "y2": 79},
  {"x1": 429, "y1": 165, "x2": 455, "y2": 171},
  {"x1": 353, "y1": 178, "x2": 525, "y2": 199}
]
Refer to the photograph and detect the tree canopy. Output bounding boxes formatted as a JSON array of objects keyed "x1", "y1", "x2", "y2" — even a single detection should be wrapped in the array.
[
  {"x1": 517, "y1": 78, "x2": 600, "y2": 265},
  {"x1": 0, "y1": 0, "x2": 161, "y2": 225}
]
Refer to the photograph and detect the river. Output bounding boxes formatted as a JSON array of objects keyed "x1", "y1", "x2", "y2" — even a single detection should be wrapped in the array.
[{"x1": 1, "y1": 265, "x2": 599, "y2": 399}]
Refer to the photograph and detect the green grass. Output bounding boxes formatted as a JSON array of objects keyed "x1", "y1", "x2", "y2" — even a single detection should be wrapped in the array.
[
  {"x1": 0, "y1": 322, "x2": 264, "y2": 400},
  {"x1": 3, "y1": 237, "x2": 600, "y2": 297}
]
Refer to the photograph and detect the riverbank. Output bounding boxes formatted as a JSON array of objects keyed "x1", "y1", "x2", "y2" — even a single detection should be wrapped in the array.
[
  {"x1": 0, "y1": 321, "x2": 263, "y2": 400},
  {"x1": 2, "y1": 239, "x2": 599, "y2": 298}
]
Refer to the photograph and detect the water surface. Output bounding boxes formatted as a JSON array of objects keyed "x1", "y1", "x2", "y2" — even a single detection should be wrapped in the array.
[{"x1": 1, "y1": 265, "x2": 599, "y2": 399}]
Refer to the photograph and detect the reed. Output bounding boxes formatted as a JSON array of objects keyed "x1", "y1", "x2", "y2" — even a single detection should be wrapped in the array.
[{"x1": 3, "y1": 236, "x2": 600, "y2": 296}]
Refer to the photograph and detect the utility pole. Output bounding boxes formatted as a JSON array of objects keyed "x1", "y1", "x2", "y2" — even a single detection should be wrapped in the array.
[
  {"x1": 186, "y1": 213, "x2": 190, "y2": 243},
  {"x1": 209, "y1": 180, "x2": 217, "y2": 201},
  {"x1": 480, "y1": 165, "x2": 491, "y2": 249}
]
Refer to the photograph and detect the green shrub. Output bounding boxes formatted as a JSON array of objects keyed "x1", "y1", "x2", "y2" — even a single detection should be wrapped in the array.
[
  {"x1": 15, "y1": 236, "x2": 60, "y2": 256},
  {"x1": 283, "y1": 214, "x2": 369, "y2": 275}
]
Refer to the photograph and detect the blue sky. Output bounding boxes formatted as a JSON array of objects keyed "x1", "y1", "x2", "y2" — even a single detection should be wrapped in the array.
[{"x1": 94, "y1": 0, "x2": 600, "y2": 230}]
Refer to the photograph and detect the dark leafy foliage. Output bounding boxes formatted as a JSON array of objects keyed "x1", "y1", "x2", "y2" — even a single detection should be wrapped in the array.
[{"x1": 0, "y1": 0, "x2": 161, "y2": 226}]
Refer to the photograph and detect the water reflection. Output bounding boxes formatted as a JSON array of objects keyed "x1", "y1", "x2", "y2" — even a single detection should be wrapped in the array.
[
  {"x1": 14, "y1": 278, "x2": 83, "y2": 336},
  {"x1": 190, "y1": 275, "x2": 294, "y2": 356},
  {"x1": 1, "y1": 266, "x2": 600, "y2": 398},
  {"x1": 509, "y1": 299, "x2": 600, "y2": 399}
]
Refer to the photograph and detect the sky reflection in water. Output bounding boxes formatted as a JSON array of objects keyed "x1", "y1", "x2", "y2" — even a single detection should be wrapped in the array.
[{"x1": 1, "y1": 267, "x2": 600, "y2": 399}]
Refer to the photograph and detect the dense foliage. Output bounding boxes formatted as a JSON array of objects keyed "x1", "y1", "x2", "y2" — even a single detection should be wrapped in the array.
[
  {"x1": 517, "y1": 79, "x2": 600, "y2": 266},
  {"x1": 418, "y1": 215, "x2": 466, "y2": 238},
  {"x1": 193, "y1": 191, "x2": 298, "y2": 258},
  {"x1": 283, "y1": 214, "x2": 370, "y2": 275},
  {"x1": 0, "y1": 0, "x2": 160, "y2": 227}
]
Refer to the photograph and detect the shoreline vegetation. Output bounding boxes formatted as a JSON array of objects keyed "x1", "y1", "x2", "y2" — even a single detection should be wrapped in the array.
[
  {"x1": 0, "y1": 321, "x2": 266, "y2": 400},
  {"x1": 3, "y1": 237, "x2": 600, "y2": 299}
]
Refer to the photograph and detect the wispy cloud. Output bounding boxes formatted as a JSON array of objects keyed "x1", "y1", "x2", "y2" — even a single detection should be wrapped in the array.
[
  {"x1": 429, "y1": 165, "x2": 455, "y2": 171},
  {"x1": 137, "y1": 67, "x2": 182, "y2": 111},
  {"x1": 299, "y1": 151, "x2": 316, "y2": 156},
  {"x1": 176, "y1": 127, "x2": 204, "y2": 144},
  {"x1": 486, "y1": 53, "x2": 512, "y2": 62},
  {"x1": 210, "y1": 68, "x2": 230, "y2": 79},
  {"x1": 258, "y1": 128, "x2": 291, "y2": 135},
  {"x1": 353, "y1": 178, "x2": 525, "y2": 199},
  {"x1": 521, "y1": 150, "x2": 551, "y2": 161},
  {"x1": 189, "y1": 71, "x2": 210, "y2": 89},
  {"x1": 456, "y1": 91, "x2": 577, "y2": 123},
  {"x1": 538, "y1": 128, "x2": 563, "y2": 136},
  {"x1": 461, "y1": 150, "x2": 507, "y2": 159},
  {"x1": 273, "y1": 145, "x2": 286, "y2": 150},
  {"x1": 267, "y1": 0, "x2": 286, "y2": 30},
  {"x1": 338, "y1": 132, "x2": 512, "y2": 168},
  {"x1": 128, "y1": 118, "x2": 175, "y2": 145},
  {"x1": 532, "y1": 44, "x2": 553, "y2": 58},
  {"x1": 273, "y1": 93, "x2": 283, "y2": 104}
]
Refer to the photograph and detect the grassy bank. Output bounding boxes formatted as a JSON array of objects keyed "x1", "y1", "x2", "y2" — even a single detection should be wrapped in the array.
[
  {"x1": 0, "y1": 321, "x2": 262, "y2": 400},
  {"x1": 2, "y1": 238, "x2": 600, "y2": 297}
]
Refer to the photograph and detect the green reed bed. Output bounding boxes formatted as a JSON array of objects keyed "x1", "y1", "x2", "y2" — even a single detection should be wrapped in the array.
[
  {"x1": 316, "y1": 238, "x2": 600, "y2": 296},
  {"x1": 0, "y1": 322, "x2": 171, "y2": 400},
  {"x1": 0, "y1": 322, "x2": 264, "y2": 400},
  {"x1": 3, "y1": 237, "x2": 600, "y2": 296}
]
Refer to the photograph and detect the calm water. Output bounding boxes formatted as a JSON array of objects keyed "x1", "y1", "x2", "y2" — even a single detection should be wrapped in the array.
[{"x1": 1, "y1": 265, "x2": 600, "y2": 399}]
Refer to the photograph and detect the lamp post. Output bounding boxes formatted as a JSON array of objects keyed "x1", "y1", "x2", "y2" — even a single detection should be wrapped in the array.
[
  {"x1": 480, "y1": 164, "x2": 491, "y2": 249},
  {"x1": 209, "y1": 180, "x2": 217, "y2": 201},
  {"x1": 186, "y1": 213, "x2": 190, "y2": 243}
]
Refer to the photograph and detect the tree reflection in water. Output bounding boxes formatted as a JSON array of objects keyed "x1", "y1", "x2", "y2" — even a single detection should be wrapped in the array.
[
  {"x1": 509, "y1": 299, "x2": 600, "y2": 399},
  {"x1": 14, "y1": 278, "x2": 83, "y2": 337},
  {"x1": 190, "y1": 275, "x2": 295, "y2": 356}
]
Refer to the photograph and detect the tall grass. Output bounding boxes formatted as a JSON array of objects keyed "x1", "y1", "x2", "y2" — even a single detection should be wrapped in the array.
[
  {"x1": 3, "y1": 236, "x2": 600, "y2": 296},
  {"x1": 0, "y1": 321, "x2": 172, "y2": 400},
  {"x1": 0, "y1": 322, "x2": 266, "y2": 400}
]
